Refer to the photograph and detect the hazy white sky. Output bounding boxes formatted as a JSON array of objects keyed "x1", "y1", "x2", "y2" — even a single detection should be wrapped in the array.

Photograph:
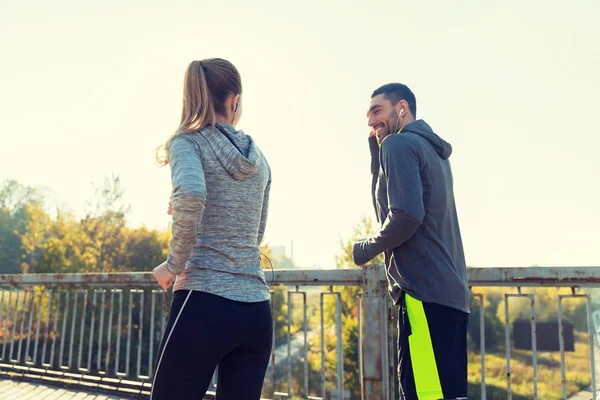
[{"x1": 1, "y1": 0, "x2": 599, "y2": 268}]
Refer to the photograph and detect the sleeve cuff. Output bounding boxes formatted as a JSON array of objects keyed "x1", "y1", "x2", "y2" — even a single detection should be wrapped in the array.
[
  {"x1": 165, "y1": 255, "x2": 184, "y2": 275},
  {"x1": 353, "y1": 240, "x2": 373, "y2": 266},
  {"x1": 368, "y1": 136, "x2": 379, "y2": 153}
]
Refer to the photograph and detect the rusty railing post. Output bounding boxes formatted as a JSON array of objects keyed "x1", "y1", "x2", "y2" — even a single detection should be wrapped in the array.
[{"x1": 361, "y1": 264, "x2": 390, "y2": 400}]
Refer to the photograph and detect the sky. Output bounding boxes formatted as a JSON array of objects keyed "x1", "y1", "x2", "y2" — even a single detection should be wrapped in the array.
[{"x1": 1, "y1": 0, "x2": 599, "y2": 269}]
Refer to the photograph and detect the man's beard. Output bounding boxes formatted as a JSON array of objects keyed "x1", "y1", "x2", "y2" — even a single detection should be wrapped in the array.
[
  {"x1": 389, "y1": 110, "x2": 401, "y2": 134},
  {"x1": 379, "y1": 110, "x2": 400, "y2": 141}
]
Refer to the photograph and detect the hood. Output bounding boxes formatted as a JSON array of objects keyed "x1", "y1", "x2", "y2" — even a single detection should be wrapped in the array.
[
  {"x1": 201, "y1": 122, "x2": 262, "y2": 180},
  {"x1": 401, "y1": 120, "x2": 452, "y2": 159}
]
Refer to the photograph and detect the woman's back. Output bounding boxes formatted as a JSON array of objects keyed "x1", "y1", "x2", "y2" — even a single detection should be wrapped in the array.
[
  {"x1": 151, "y1": 58, "x2": 273, "y2": 400},
  {"x1": 168, "y1": 122, "x2": 271, "y2": 302}
]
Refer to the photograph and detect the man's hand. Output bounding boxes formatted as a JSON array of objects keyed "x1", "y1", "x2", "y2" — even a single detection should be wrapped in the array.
[
  {"x1": 153, "y1": 261, "x2": 175, "y2": 290},
  {"x1": 352, "y1": 239, "x2": 373, "y2": 266}
]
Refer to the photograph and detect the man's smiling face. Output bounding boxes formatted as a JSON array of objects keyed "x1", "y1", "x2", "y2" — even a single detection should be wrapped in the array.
[{"x1": 367, "y1": 94, "x2": 400, "y2": 143}]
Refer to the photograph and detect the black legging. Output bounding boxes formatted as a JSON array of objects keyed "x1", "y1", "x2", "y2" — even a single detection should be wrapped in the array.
[{"x1": 151, "y1": 290, "x2": 272, "y2": 400}]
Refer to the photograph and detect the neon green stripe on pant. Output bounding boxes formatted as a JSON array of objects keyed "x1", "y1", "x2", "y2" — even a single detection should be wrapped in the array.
[{"x1": 405, "y1": 294, "x2": 444, "y2": 400}]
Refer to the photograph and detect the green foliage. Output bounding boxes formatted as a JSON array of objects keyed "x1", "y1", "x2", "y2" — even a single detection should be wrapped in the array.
[
  {"x1": 468, "y1": 295, "x2": 504, "y2": 352},
  {"x1": 0, "y1": 180, "x2": 45, "y2": 273},
  {"x1": 334, "y1": 215, "x2": 385, "y2": 270},
  {"x1": 0, "y1": 178, "x2": 170, "y2": 275},
  {"x1": 125, "y1": 227, "x2": 170, "y2": 272}
]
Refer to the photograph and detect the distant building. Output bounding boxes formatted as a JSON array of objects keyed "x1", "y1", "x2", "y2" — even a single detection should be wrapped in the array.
[{"x1": 271, "y1": 246, "x2": 286, "y2": 259}]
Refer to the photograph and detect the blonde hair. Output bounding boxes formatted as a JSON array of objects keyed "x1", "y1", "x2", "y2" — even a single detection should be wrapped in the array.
[{"x1": 156, "y1": 58, "x2": 242, "y2": 165}]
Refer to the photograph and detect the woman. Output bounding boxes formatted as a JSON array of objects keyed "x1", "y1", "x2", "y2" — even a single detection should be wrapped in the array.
[{"x1": 151, "y1": 58, "x2": 272, "y2": 400}]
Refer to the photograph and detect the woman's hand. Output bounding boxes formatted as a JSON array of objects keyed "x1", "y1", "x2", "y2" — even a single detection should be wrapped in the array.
[{"x1": 153, "y1": 261, "x2": 175, "y2": 290}]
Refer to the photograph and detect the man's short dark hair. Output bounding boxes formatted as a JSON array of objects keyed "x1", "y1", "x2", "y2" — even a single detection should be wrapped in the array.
[{"x1": 371, "y1": 83, "x2": 417, "y2": 118}]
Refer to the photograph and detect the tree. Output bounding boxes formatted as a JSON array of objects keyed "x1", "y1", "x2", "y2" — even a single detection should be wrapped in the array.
[
  {"x1": 0, "y1": 208, "x2": 23, "y2": 273},
  {"x1": 13, "y1": 175, "x2": 171, "y2": 274},
  {"x1": 16, "y1": 176, "x2": 132, "y2": 274},
  {"x1": 80, "y1": 175, "x2": 130, "y2": 272},
  {"x1": 84, "y1": 174, "x2": 130, "y2": 218},
  {"x1": 467, "y1": 293, "x2": 504, "y2": 351},
  {"x1": 30, "y1": 210, "x2": 98, "y2": 273},
  {"x1": 0, "y1": 180, "x2": 44, "y2": 273},
  {"x1": 125, "y1": 227, "x2": 170, "y2": 272},
  {"x1": 0, "y1": 179, "x2": 43, "y2": 211}
]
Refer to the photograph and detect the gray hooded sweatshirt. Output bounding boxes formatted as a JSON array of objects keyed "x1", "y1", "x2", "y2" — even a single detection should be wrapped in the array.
[
  {"x1": 353, "y1": 120, "x2": 470, "y2": 313},
  {"x1": 166, "y1": 122, "x2": 271, "y2": 303}
]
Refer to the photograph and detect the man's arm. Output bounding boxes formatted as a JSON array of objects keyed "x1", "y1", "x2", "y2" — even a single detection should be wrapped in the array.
[
  {"x1": 369, "y1": 135, "x2": 381, "y2": 222},
  {"x1": 353, "y1": 135, "x2": 425, "y2": 265},
  {"x1": 165, "y1": 136, "x2": 207, "y2": 275}
]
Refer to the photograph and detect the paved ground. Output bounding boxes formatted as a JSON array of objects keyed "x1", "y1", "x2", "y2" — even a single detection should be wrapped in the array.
[
  {"x1": 2, "y1": 376, "x2": 596, "y2": 400},
  {"x1": 568, "y1": 387, "x2": 600, "y2": 400},
  {"x1": 0, "y1": 380, "x2": 131, "y2": 400}
]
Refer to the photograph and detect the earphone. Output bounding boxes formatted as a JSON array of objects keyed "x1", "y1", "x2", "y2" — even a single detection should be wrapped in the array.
[
  {"x1": 231, "y1": 101, "x2": 239, "y2": 124},
  {"x1": 394, "y1": 108, "x2": 404, "y2": 133},
  {"x1": 260, "y1": 252, "x2": 275, "y2": 286}
]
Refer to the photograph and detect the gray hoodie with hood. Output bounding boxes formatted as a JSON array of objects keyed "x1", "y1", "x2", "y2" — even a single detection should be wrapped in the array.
[
  {"x1": 353, "y1": 120, "x2": 470, "y2": 313},
  {"x1": 166, "y1": 122, "x2": 271, "y2": 303}
]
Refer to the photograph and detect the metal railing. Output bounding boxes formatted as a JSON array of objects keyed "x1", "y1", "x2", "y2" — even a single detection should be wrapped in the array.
[
  {"x1": 470, "y1": 266, "x2": 600, "y2": 400},
  {"x1": 0, "y1": 266, "x2": 598, "y2": 399}
]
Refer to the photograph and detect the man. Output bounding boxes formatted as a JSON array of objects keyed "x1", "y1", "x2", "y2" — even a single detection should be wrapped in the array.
[{"x1": 353, "y1": 83, "x2": 470, "y2": 400}]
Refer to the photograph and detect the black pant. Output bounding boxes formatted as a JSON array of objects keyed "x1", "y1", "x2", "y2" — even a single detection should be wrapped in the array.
[
  {"x1": 151, "y1": 290, "x2": 272, "y2": 400},
  {"x1": 398, "y1": 294, "x2": 468, "y2": 400}
]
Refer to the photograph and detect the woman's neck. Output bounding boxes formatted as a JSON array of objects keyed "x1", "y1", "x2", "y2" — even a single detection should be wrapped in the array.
[{"x1": 216, "y1": 114, "x2": 234, "y2": 126}]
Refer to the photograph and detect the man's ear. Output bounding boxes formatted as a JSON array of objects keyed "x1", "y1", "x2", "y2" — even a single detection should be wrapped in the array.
[{"x1": 396, "y1": 99, "x2": 408, "y2": 115}]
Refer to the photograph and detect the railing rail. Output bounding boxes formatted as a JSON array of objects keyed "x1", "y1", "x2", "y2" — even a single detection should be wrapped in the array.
[{"x1": 3, "y1": 266, "x2": 600, "y2": 287}]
